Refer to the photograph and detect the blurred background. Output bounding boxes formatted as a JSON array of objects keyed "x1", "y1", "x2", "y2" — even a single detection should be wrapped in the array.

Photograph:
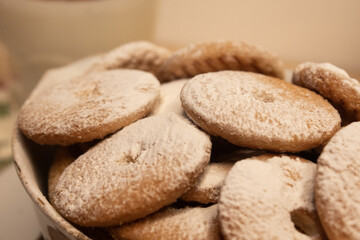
[{"x1": 0, "y1": 0, "x2": 359, "y2": 239}]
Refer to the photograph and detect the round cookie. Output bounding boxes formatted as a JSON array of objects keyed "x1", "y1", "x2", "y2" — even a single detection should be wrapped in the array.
[
  {"x1": 315, "y1": 122, "x2": 360, "y2": 240},
  {"x1": 219, "y1": 154, "x2": 326, "y2": 240},
  {"x1": 109, "y1": 205, "x2": 220, "y2": 240},
  {"x1": 181, "y1": 162, "x2": 233, "y2": 204},
  {"x1": 181, "y1": 71, "x2": 341, "y2": 152},
  {"x1": 52, "y1": 113, "x2": 211, "y2": 227},
  {"x1": 18, "y1": 69, "x2": 160, "y2": 145},
  {"x1": 150, "y1": 78, "x2": 188, "y2": 117},
  {"x1": 91, "y1": 41, "x2": 171, "y2": 77},
  {"x1": 157, "y1": 40, "x2": 285, "y2": 82},
  {"x1": 293, "y1": 62, "x2": 360, "y2": 124}
]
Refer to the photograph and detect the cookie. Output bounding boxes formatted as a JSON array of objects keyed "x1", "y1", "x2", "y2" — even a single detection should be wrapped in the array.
[
  {"x1": 315, "y1": 122, "x2": 360, "y2": 240},
  {"x1": 52, "y1": 113, "x2": 211, "y2": 227},
  {"x1": 157, "y1": 40, "x2": 285, "y2": 82},
  {"x1": 48, "y1": 147, "x2": 77, "y2": 205},
  {"x1": 293, "y1": 62, "x2": 360, "y2": 124},
  {"x1": 18, "y1": 69, "x2": 160, "y2": 145},
  {"x1": 91, "y1": 41, "x2": 171, "y2": 77},
  {"x1": 150, "y1": 78, "x2": 188, "y2": 117},
  {"x1": 181, "y1": 162, "x2": 233, "y2": 204},
  {"x1": 181, "y1": 71, "x2": 341, "y2": 152},
  {"x1": 109, "y1": 205, "x2": 220, "y2": 240},
  {"x1": 219, "y1": 154, "x2": 326, "y2": 240}
]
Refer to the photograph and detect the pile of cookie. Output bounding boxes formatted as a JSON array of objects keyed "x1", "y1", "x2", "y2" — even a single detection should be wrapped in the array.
[{"x1": 17, "y1": 40, "x2": 360, "y2": 240}]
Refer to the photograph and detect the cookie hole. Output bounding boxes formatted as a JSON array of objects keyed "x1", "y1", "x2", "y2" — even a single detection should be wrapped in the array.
[{"x1": 290, "y1": 208, "x2": 321, "y2": 237}]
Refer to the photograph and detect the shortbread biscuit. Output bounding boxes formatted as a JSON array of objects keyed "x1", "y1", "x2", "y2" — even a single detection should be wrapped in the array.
[
  {"x1": 181, "y1": 71, "x2": 341, "y2": 152},
  {"x1": 219, "y1": 154, "x2": 326, "y2": 240},
  {"x1": 109, "y1": 205, "x2": 220, "y2": 240},
  {"x1": 293, "y1": 62, "x2": 360, "y2": 123},
  {"x1": 157, "y1": 40, "x2": 285, "y2": 82},
  {"x1": 18, "y1": 69, "x2": 160, "y2": 145},
  {"x1": 315, "y1": 122, "x2": 360, "y2": 240},
  {"x1": 52, "y1": 113, "x2": 211, "y2": 227},
  {"x1": 150, "y1": 79, "x2": 188, "y2": 117},
  {"x1": 181, "y1": 163, "x2": 233, "y2": 204},
  {"x1": 91, "y1": 41, "x2": 171, "y2": 77}
]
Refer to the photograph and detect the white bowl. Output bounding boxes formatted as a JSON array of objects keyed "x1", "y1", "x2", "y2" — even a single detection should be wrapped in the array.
[{"x1": 12, "y1": 129, "x2": 92, "y2": 240}]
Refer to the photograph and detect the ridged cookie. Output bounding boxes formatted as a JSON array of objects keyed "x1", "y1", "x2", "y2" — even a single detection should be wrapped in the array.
[
  {"x1": 91, "y1": 41, "x2": 171, "y2": 77},
  {"x1": 109, "y1": 205, "x2": 220, "y2": 240},
  {"x1": 181, "y1": 71, "x2": 341, "y2": 152},
  {"x1": 219, "y1": 154, "x2": 326, "y2": 240},
  {"x1": 52, "y1": 113, "x2": 211, "y2": 227},
  {"x1": 293, "y1": 62, "x2": 360, "y2": 124},
  {"x1": 315, "y1": 122, "x2": 360, "y2": 240},
  {"x1": 181, "y1": 162, "x2": 233, "y2": 204},
  {"x1": 18, "y1": 69, "x2": 160, "y2": 145},
  {"x1": 157, "y1": 40, "x2": 285, "y2": 82}
]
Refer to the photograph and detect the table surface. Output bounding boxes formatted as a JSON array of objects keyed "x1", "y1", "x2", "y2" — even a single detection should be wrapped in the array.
[{"x1": 0, "y1": 162, "x2": 42, "y2": 240}]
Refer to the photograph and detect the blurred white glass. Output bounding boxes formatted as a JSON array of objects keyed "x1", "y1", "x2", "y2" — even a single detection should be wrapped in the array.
[{"x1": 0, "y1": 0, "x2": 157, "y2": 102}]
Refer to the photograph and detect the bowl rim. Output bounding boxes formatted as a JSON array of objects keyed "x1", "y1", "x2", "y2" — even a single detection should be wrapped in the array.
[{"x1": 11, "y1": 127, "x2": 90, "y2": 240}]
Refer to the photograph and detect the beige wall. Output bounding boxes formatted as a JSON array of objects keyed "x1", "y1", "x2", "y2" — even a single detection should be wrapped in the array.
[{"x1": 154, "y1": 0, "x2": 360, "y2": 75}]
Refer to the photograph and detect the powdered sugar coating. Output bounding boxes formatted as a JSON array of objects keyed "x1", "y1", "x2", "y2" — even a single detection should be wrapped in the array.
[
  {"x1": 150, "y1": 79, "x2": 188, "y2": 117},
  {"x1": 52, "y1": 113, "x2": 211, "y2": 227},
  {"x1": 48, "y1": 147, "x2": 77, "y2": 205},
  {"x1": 91, "y1": 41, "x2": 171, "y2": 77},
  {"x1": 18, "y1": 69, "x2": 160, "y2": 145},
  {"x1": 157, "y1": 40, "x2": 285, "y2": 82},
  {"x1": 181, "y1": 162, "x2": 233, "y2": 204},
  {"x1": 109, "y1": 205, "x2": 220, "y2": 240},
  {"x1": 315, "y1": 122, "x2": 360, "y2": 240},
  {"x1": 293, "y1": 62, "x2": 360, "y2": 123},
  {"x1": 181, "y1": 71, "x2": 341, "y2": 152},
  {"x1": 219, "y1": 155, "x2": 324, "y2": 240}
]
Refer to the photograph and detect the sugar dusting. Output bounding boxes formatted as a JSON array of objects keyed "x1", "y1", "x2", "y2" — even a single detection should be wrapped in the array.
[
  {"x1": 18, "y1": 69, "x2": 160, "y2": 145},
  {"x1": 181, "y1": 162, "x2": 233, "y2": 204},
  {"x1": 52, "y1": 113, "x2": 211, "y2": 226},
  {"x1": 293, "y1": 62, "x2": 360, "y2": 122},
  {"x1": 91, "y1": 41, "x2": 171, "y2": 76},
  {"x1": 219, "y1": 154, "x2": 322, "y2": 240},
  {"x1": 157, "y1": 40, "x2": 285, "y2": 82},
  {"x1": 316, "y1": 122, "x2": 360, "y2": 239},
  {"x1": 181, "y1": 70, "x2": 341, "y2": 152},
  {"x1": 110, "y1": 205, "x2": 220, "y2": 240},
  {"x1": 150, "y1": 79, "x2": 188, "y2": 117}
]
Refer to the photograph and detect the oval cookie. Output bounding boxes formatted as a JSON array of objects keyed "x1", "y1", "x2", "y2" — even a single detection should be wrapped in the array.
[
  {"x1": 52, "y1": 113, "x2": 211, "y2": 227},
  {"x1": 219, "y1": 154, "x2": 325, "y2": 240},
  {"x1": 292, "y1": 62, "x2": 360, "y2": 124},
  {"x1": 91, "y1": 41, "x2": 171, "y2": 77},
  {"x1": 157, "y1": 40, "x2": 285, "y2": 82},
  {"x1": 18, "y1": 69, "x2": 160, "y2": 145},
  {"x1": 109, "y1": 205, "x2": 220, "y2": 240},
  {"x1": 181, "y1": 162, "x2": 233, "y2": 204},
  {"x1": 315, "y1": 122, "x2": 360, "y2": 240},
  {"x1": 181, "y1": 71, "x2": 341, "y2": 152}
]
